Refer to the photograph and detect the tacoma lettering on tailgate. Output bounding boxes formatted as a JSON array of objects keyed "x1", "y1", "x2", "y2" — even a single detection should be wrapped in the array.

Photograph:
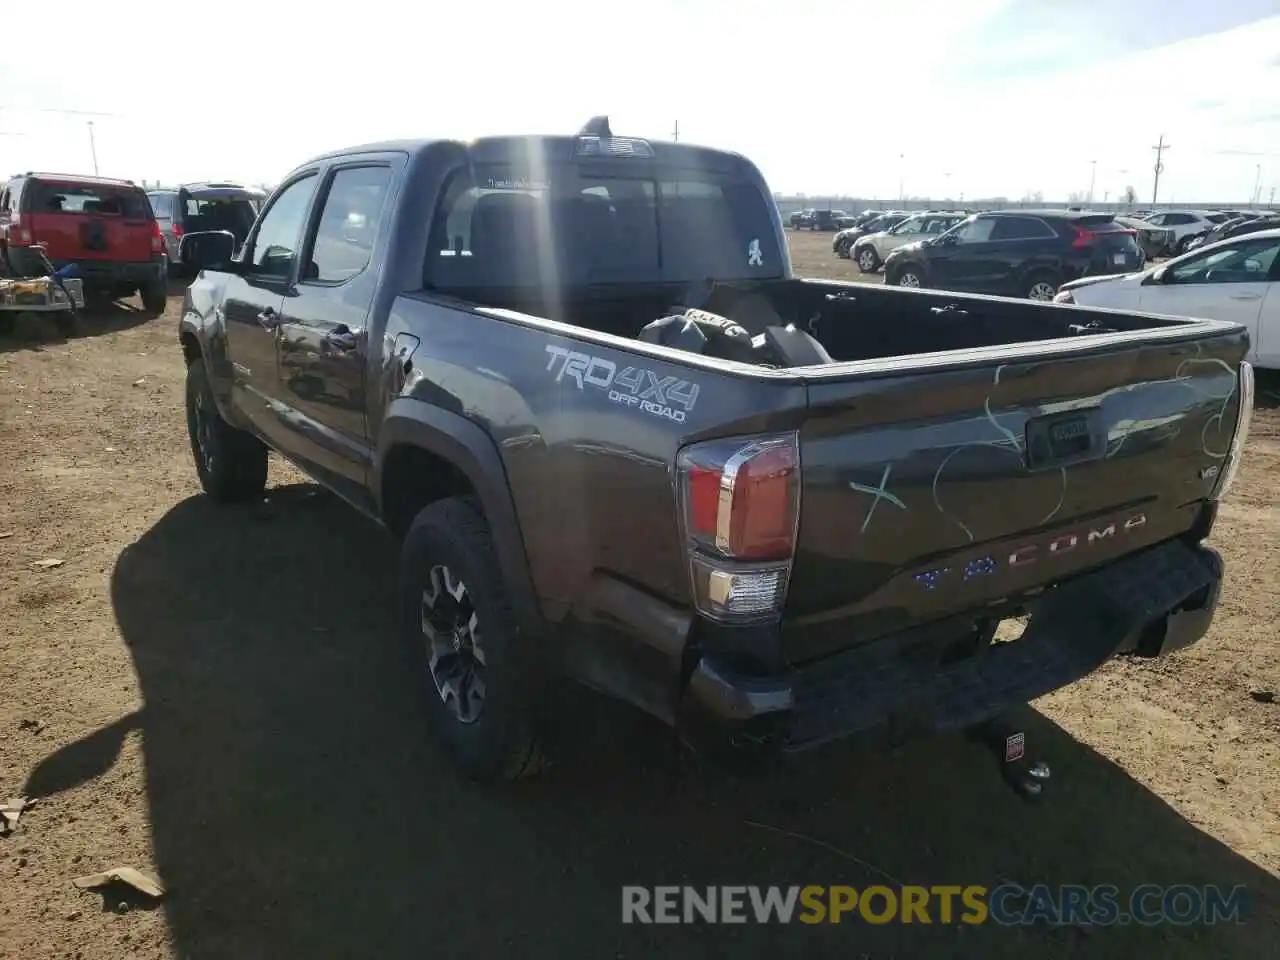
[{"x1": 912, "y1": 511, "x2": 1148, "y2": 591}]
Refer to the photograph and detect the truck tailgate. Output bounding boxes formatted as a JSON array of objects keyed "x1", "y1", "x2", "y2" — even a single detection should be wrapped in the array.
[{"x1": 784, "y1": 334, "x2": 1246, "y2": 664}]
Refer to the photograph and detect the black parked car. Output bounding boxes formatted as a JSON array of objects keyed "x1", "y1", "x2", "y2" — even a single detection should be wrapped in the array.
[
  {"x1": 1191, "y1": 214, "x2": 1280, "y2": 249},
  {"x1": 883, "y1": 210, "x2": 1145, "y2": 300},
  {"x1": 793, "y1": 208, "x2": 849, "y2": 231}
]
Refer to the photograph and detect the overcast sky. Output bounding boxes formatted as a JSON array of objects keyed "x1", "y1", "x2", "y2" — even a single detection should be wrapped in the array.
[{"x1": 2, "y1": 0, "x2": 1278, "y2": 203}]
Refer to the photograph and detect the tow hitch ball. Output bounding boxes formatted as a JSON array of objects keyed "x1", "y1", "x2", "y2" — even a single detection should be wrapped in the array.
[{"x1": 969, "y1": 716, "x2": 1052, "y2": 801}]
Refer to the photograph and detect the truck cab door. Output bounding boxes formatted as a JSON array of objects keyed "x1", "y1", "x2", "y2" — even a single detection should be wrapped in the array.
[
  {"x1": 273, "y1": 161, "x2": 395, "y2": 508},
  {"x1": 222, "y1": 173, "x2": 320, "y2": 444}
]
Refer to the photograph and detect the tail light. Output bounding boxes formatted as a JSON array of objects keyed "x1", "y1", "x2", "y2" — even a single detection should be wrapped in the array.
[
  {"x1": 676, "y1": 433, "x2": 800, "y2": 623},
  {"x1": 1209, "y1": 361, "x2": 1254, "y2": 502},
  {"x1": 150, "y1": 220, "x2": 165, "y2": 254},
  {"x1": 170, "y1": 223, "x2": 184, "y2": 238},
  {"x1": 10, "y1": 216, "x2": 33, "y2": 246},
  {"x1": 1071, "y1": 225, "x2": 1137, "y2": 249}
]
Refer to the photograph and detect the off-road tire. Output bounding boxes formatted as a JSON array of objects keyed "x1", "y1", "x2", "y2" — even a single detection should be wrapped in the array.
[
  {"x1": 400, "y1": 497, "x2": 546, "y2": 783},
  {"x1": 185, "y1": 357, "x2": 268, "y2": 503}
]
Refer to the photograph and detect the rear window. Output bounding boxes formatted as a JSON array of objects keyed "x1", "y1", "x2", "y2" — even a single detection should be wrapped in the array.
[
  {"x1": 148, "y1": 193, "x2": 174, "y2": 218},
  {"x1": 425, "y1": 165, "x2": 784, "y2": 289},
  {"x1": 25, "y1": 181, "x2": 151, "y2": 218}
]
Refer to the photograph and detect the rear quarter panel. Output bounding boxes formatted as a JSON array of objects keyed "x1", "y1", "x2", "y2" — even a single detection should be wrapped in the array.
[{"x1": 381, "y1": 297, "x2": 809, "y2": 622}]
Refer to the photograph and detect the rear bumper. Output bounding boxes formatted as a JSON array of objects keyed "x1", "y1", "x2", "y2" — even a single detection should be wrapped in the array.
[
  {"x1": 49, "y1": 257, "x2": 165, "y2": 289},
  {"x1": 676, "y1": 539, "x2": 1224, "y2": 761}
]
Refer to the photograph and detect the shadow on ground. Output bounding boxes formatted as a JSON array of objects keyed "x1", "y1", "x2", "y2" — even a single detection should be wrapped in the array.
[
  {"x1": 23, "y1": 484, "x2": 1279, "y2": 957},
  {"x1": 0, "y1": 297, "x2": 161, "y2": 353}
]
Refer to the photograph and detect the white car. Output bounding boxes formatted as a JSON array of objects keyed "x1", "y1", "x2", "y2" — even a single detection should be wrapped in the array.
[
  {"x1": 1055, "y1": 227, "x2": 1280, "y2": 368},
  {"x1": 1141, "y1": 210, "x2": 1232, "y2": 255}
]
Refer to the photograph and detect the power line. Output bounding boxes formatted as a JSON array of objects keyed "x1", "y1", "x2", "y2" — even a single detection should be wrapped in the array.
[{"x1": 0, "y1": 105, "x2": 119, "y2": 118}]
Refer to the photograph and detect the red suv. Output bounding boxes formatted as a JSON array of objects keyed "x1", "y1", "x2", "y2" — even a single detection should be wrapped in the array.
[{"x1": 0, "y1": 172, "x2": 168, "y2": 313}]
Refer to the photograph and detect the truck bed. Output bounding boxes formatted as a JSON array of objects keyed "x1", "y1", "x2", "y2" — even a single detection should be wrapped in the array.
[{"x1": 461, "y1": 275, "x2": 1197, "y2": 368}]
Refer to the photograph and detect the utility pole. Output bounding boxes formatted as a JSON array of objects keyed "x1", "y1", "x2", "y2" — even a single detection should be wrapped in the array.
[
  {"x1": 671, "y1": 120, "x2": 679, "y2": 143},
  {"x1": 1252, "y1": 164, "x2": 1262, "y2": 207},
  {"x1": 1088, "y1": 160, "x2": 1097, "y2": 204},
  {"x1": 1270, "y1": 185, "x2": 1276, "y2": 208},
  {"x1": 87, "y1": 121, "x2": 99, "y2": 175},
  {"x1": 1150, "y1": 135, "x2": 1170, "y2": 206}
]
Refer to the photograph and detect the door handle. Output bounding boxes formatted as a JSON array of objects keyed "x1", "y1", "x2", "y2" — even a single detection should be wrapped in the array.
[
  {"x1": 1228, "y1": 293, "x2": 1262, "y2": 301},
  {"x1": 257, "y1": 307, "x2": 279, "y2": 329},
  {"x1": 322, "y1": 327, "x2": 359, "y2": 351}
]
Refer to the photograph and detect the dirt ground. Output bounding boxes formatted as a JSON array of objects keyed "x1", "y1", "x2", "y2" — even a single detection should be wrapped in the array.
[{"x1": 1, "y1": 238, "x2": 1278, "y2": 959}]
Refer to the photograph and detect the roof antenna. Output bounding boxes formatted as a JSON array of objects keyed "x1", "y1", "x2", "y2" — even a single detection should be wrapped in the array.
[{"x1": 578, "y1": 115, "x2": 612, "y2": 138}]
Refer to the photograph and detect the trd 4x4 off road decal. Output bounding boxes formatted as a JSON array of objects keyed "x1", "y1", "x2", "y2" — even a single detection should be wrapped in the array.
[{"x1": 544, "y1": 344, "x2": 700, "y2": 424}]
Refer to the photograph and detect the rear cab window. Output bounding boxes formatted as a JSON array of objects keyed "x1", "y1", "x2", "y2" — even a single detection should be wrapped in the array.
[
  {"x1": 24, "y1": 181, "x2": 151, "y2": 219},
  {"x1": 424, "y1": 156, "x2": 784, "y2": 290}
]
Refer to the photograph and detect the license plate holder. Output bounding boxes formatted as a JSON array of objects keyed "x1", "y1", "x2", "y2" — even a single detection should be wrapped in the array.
[{"x1": 1112, "y1": 252, "x2": 1127, "y2": 265}]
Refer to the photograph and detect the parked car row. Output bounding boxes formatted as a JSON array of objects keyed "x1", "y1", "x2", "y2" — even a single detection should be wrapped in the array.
[
  {"x1": 1185, "y1": 212, "x2": 1280, "y2": 252},
  {"x1": 789, "y1": 207, "x2": 856, "y2": 230},
  {"x1": 0, "y1": 171, "x2": 262, "y2": 329},
  {"x1": 849, "y1": 210, "x2": 967, "y2": 273},
  {"x1": 832, "y1": 210, "x2": 908, "y2": 257},
  {"x1": 881, "y1": 210, "x2": 1146, "y2": 301}
]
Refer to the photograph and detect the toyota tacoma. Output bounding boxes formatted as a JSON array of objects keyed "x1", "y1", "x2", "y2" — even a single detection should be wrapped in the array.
[{"x1": 175, "y1": 118, "x2": 1254, "y2": 795}]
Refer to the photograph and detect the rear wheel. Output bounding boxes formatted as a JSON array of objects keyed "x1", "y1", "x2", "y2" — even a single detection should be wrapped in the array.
[
  {"x1": 185, "y1": 357, "x2": 268, "y2": 503},
  {"x1": 856, "y1": 246, "x2": 881, "y2": 273},
  {"x1": 141, "y1": 278, "x2": 168, "y2": 315},
  {"x1": 400, "y1": 497, "x2": 545, "y2": 783},
  {"x1": 1024, "y1": 272, "x2": 1060, "y2": 301},
  {"x1": 54, "y1": 312, "x2": 76, "y2": 337}
]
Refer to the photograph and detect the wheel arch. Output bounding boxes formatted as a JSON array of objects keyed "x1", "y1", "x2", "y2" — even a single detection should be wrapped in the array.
[{"x1": 376, "y1": 398, "x2": 544, "y2": 642}]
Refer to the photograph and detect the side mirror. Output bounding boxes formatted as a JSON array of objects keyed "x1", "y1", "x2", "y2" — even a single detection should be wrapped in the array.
[
  {"x1": 179, "y1": 230, "x2": 238, "y2": 272},
  {"x1": 1145, "y1": 267, "x2": 1168, "y2": 285}
]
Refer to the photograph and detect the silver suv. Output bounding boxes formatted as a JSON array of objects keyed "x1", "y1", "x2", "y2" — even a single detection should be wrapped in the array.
[
  {"x1": 146, "y1": 183, "x2": 264, "y2": 272},
  {"x1": 851, "y1": 211, "x2": 967, "y2": 273}
]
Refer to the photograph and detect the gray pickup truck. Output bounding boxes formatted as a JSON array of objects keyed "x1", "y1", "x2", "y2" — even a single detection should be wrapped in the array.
[{"x1": 176, "y1": 117, "x2": 1254, "y2": 797}]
